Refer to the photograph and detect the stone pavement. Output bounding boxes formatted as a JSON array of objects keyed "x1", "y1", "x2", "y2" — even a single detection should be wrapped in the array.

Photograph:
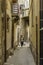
[
  {"x1": 4, "y1": 46, "x2": 36, "y2": 65},
  {"x1": 18, "y1": 42, "x2": 30, "y2": 47}
]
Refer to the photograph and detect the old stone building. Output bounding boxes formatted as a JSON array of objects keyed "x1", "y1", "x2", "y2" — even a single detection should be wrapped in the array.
[
  {"x1": 29, "y1": 0, "x2": 40, "y2": 65},
  {"x1": 0, "y1": 0, "x2": 42, "y2": 65},
  {"x1": 0, "y1": 0, "x2": 3, "y2": 65},
  {"x1": 6, "y1": 0, "x2": 12, "y2": 57},
  {"x1": 18, "y1": 0, "x2": 29, "y2": 42},
  {"x1": 11, "y1": 0, "x2": 19, "y2": 49},
  {"x1": 0, "y1": 0, "x2": 12, "y2": 64}
]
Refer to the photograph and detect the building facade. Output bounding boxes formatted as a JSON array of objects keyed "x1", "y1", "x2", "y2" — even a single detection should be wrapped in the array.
[
  {"x1": 6, "y1": 0, "x2": 12, "y2": 57},
  {"x1": 12, "y1": 0, "x2": 19, "y2": 49},
  {"x1": 29, "y1": 0, "x2": 40, "y2": 65},
  {"x1": 0, "y1": 0, "x2": 12, "y2": 65},
  {"x1": 0, "y1": 0, "x2": 3, "y2": 65}
]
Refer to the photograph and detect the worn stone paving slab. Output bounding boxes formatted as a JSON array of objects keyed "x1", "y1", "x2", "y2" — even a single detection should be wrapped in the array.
[
  {"x1": 5, "y1": 47, "x2": 36, "y2": 65},
  {"x1": 18, "y1": 42, "x2": 30, "y2": 47}
]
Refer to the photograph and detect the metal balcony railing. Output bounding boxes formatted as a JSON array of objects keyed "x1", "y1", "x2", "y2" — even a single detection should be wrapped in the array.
[
  {"x1": 12, "y1": 3, "x2": 19, "y2": 17},
  {"x1": 21, "y1": 8, "x2": 29, "y2": 18}
]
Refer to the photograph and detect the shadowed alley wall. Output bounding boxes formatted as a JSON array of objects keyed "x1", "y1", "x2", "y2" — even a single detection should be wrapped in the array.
[{"x1": 29, "y1": 0, "x2": 40, "y2": 65}]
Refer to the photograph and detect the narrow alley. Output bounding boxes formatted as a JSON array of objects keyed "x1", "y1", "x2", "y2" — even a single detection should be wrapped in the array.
[
  {"x1": 0, "y1": 0, "x2": 42, "y2": 65},
  {"x1": 4, "y1": 43, "x2": 35, "y2": 65}
]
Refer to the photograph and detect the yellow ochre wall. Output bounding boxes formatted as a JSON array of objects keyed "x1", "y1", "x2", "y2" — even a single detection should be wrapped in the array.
[{"x1": 29, "y1": 0, "x2": 40, "y2": 65}]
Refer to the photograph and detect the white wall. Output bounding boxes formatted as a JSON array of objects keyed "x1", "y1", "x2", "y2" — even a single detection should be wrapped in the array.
[
  {"x1": 18, "y1": 0, "x2": 24, "y2": 5},
  {"x1": 18, "y1": 0, "x2": 29, "y2": 17},
  {"x1": 24, "y1": 0, "x2": 29, "y2": 8},
  {"x1": 18, "y1": 0, "x2": 29, "y2": 8}
]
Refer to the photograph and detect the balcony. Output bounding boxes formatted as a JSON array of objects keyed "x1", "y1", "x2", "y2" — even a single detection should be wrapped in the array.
[
  {"x1": 20, "y1": 8, "x2": 29, "y2": 19},
  {"x1": 22, "y1": 8, "x2": 29, "y2": 17},
  {"x1": 12, "y1": 2, "x2": 19, "y2": 17}
]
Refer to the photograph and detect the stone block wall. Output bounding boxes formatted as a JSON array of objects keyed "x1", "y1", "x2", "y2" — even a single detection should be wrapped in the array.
[
  {"x1": 0, "y1": 0, "x2": 3, "y2": 65},
  {"x1": 29, "y1": 0, "x2": 40, "y2": 65}
]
